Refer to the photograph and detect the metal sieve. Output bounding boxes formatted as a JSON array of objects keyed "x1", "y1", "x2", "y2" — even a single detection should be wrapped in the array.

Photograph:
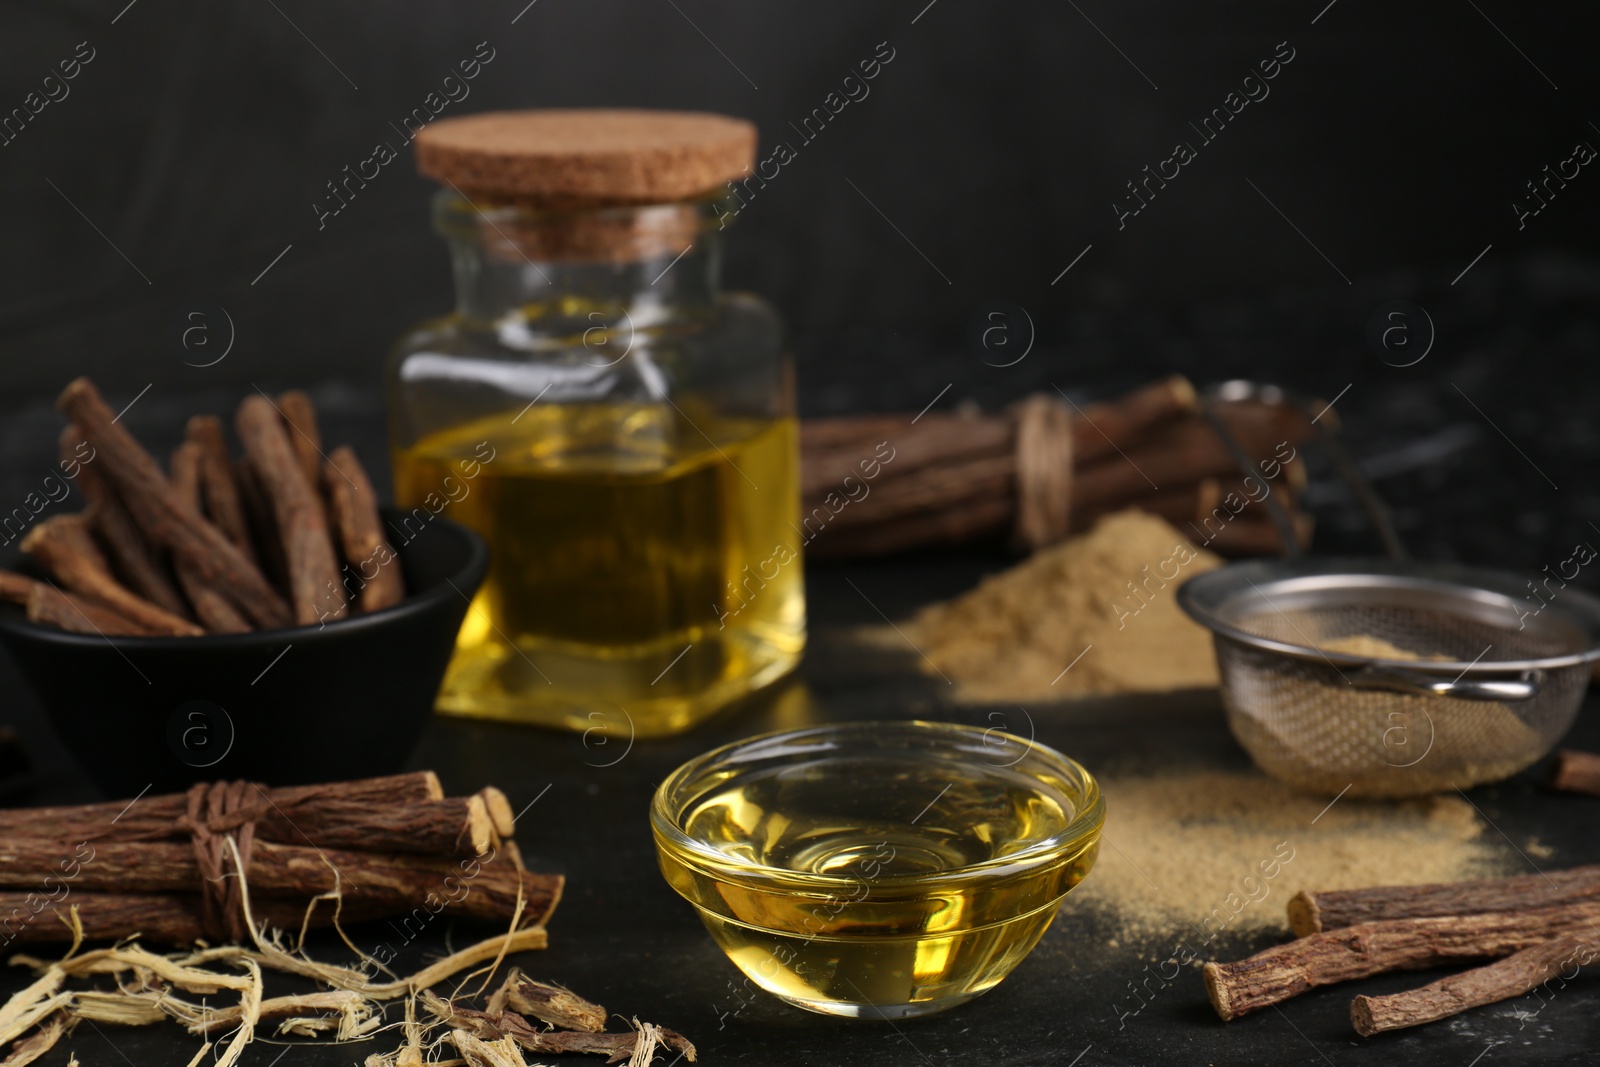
[{"x1": 1178, "y1": 558, "x2": 1600, "y2": 797}]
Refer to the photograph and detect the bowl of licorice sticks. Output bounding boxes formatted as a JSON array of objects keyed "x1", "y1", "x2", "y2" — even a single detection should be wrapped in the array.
[{"x1": 0, "y1": 377, "x2": 487, "y2": 795}]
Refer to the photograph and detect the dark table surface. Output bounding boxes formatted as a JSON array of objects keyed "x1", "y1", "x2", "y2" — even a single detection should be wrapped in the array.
[
  {"x1": 4, "y1": 543, "x2": 1600, "y2": 1067},
  {"x1": 3, "y1": 335, "x2": 1599, "y2": 1064}
]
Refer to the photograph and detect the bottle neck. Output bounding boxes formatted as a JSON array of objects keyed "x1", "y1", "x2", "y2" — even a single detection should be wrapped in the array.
[{"x1": 434, "y1": 191, "x2": 721, "y2": 339}]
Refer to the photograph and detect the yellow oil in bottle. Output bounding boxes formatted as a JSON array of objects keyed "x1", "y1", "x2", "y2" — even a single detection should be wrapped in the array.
[
  {"x1": 655, "y1": 757, "x2": 1097, "y2": 1017},
  {"x1": 393, "y1": 403, "x2": 805, "y2": 736}
]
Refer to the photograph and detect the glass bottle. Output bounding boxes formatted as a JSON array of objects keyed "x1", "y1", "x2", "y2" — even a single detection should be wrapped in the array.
[{"x1": 388, "y1": 166, "x2": 804, "y2": 738}]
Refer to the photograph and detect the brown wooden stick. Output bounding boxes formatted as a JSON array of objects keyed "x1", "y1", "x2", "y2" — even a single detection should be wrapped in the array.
[
  {"x1": 802, "y1": 478, "x2": 1308, "y2": 561},
  {"x1": 247, "y1": 769, "x2": 444, "y2": 804},
  {"x1": 0, "y1": 889, "x2": 553, "y2": 948},
  {"x1": 5, "y1": 567, "x2": 150, "y2": 636},
  {"x1": 0, "y1": 838, "x2": 560, "y2": 924},
  {"x1": 797, "y1": 385, "x2": 1160, "y2": 505},
  {"x1": 799, "y1": 377, "x2": 1196, "y2": 483},
  {"x1": 1550, "y1": 750, "x2": 1600, "y2": 796},
  {"x1": 798, "y1": 384, "x2": 1296, "y2": 559},
  {"x1": 799, "y1": 414, "x2": 910, "y2": 450},
  {"x1": 0, "y1": 890, "x2": 223, "y2": 947},
  {"x1": 276, "y1": 390, "x2": 326, "y2": 505},
  {"x1": 61, "y1": 426, "x2": 190, "y2": 619},
  {"x1": 1071, "y1": 407, "x2": 1307, "y2": 515},
  {"x1": 0, "y1": 569, "x2": 40, "y2": 605},
  {"x1": 324, "y1": 446, "x2": 405, "y2": 612},
  {"x1": 819, "y1": 453, "x2": 1015, "y2": 534},
  {"x1": 185, "y1": 415, "x2": 257, "y2": 566},
  {"x1": 20, "y1": 515, "x2": 202, "y2": 636},
  {"x1": 235, "y1": 396, "x2": 346, "y2": 626},
  {"x1": 22, "y1": 583, "x2": 153, "y2": 636},
  {"x1": 1283, "y1": 453, "x2": 1309, "y2": 493},
  {"x1": 1288, "y1": 864, "x2": 1600, "y2": 937},
  {"x1": 1203, "y1": 902, "x2": 1600, "y2": 1020},
  {"x1": 1350, "y1": 935, "x2": 1595, "y2": 1036},
  {"x1": 169, "y1": 443, "x2": 252, "y2": 634},
  {"x1": 501, "y1": 970, "x2": 607, "y2": 1031},
  {"x1": 802, "y1": 415, "x2": 1007, "y2": 499},
  {"x1": 0, "y1": 772, "x2": 455, "y2": 850},
  {"x1": 213, "y1": 794, "x2": 493, "y2": 857},
  {"x1": 56, "y1": 379, "x2": 291, "y2": 629},
  {"x1": 1071, "y1": 375, "x2": 1198, "y2": 464},
  {"x1": 804, "y1": 494, "x2": 1013, "y2": 560},
  {"x1": 236, "y1": 456, "x2": 290, "y2": 597},
  {"x1": 799, "y1": 380, "x2": 1192, "y2": 507},
  {"x1": 1192, "y1": 510, "x2": 1313, "y2": 558},
  {"x1": 426, "y1": 989, "x2": 694, "y2": 1060},
  {"x1": 1076, "y1": 468, "x2": 1304, "y2": 536}
]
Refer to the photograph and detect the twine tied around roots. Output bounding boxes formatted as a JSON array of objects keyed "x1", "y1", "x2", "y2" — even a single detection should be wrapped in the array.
[
  {"x1": 175, "y1": 780, "x2": 265, "y2": 942},
  {"x1": 1012, "y1": 395, "x2": 1074, "y2": 551}
]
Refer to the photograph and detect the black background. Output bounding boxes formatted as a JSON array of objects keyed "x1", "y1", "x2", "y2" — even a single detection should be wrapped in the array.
[
  {"x1": 1, "y1": 1, "x2": 1596, "y2": 395},
  {"x1": 4, "y1": 2, "x2": 1600, "y2": 1065},
  {"x1": 3, "y1": 1, "x2": 1599, "y2": 564}
]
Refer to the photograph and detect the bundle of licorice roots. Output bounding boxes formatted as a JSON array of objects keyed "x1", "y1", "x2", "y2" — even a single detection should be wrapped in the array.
[
  {"x1": 800, "y1": 376, "x2": 1320, "y2": 560},
  {"x1": 0, "y1": 771, "x2": 559, "y2": 947},
  {"x1": 1205, "y1": 864, "x2": 1600, "y2": 1035},
  {"x1": 0, "y1": 377, "x2": 401, "y2": 636}
]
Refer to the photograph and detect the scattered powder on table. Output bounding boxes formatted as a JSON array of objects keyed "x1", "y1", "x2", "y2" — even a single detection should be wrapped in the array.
[
  {"x1": 909, "y1": 510, "x2": 1222, "y2": 701},
  {"x1": 1074, "y1": 770, "x2": 1509, "y2": 944}
]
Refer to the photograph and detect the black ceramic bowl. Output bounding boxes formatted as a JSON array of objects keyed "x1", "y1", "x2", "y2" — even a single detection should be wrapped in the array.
[{"x1": 0, "y1": 508, "x2": 487, "y2": 796}]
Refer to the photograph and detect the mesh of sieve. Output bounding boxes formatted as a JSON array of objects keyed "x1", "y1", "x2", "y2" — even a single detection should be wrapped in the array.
[{"x1": 1179, "y1": 561, "x2": 1600, "y2": 797}]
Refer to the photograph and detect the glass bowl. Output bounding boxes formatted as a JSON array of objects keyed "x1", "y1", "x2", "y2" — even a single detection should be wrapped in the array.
[{"x1": 650, "y1": 720, "x2": 1104, "y2": 1019}]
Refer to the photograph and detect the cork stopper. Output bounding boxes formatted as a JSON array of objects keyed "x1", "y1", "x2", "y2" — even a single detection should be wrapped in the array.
[{"x1": 415, "y1": 108, "x2": 757, "y2": 206}]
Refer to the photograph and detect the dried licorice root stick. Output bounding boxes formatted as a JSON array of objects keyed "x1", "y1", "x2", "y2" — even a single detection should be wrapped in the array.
[
  {"x1": 62, "y1": 425, "x2": 191, "y2": 618},
  {"x1": 1288, "y1": 864, "x2": 1600, "y2": 936},
  {"x1": 0, "y1": 570, "x2": 35, "y2": 605},
  {"x1": 235, "y1": 395, "x2": 346, "y2": 626},
  {"x1": 185, "y1": 415, "x2": 258, "y2": 566},
  {"x1": 803, "y1": 494, "x2": 1014, "y2": 560},
  {"x1": 0, "y1": 792, "x2": 490, "y2": 856},
  {"x1": 501, "y1": 970, "x2": 606, "y2": 1031},
  {"x1": 1204, "y1": 511, "x2": 1315, "y2": 557},
  {"x1": 1351, "y1": 935, "x2": 1597, "y2": 1036},
  {"x1": 1071, "y1": 374, "x2": 1198, "y2": 465},
  {"x1": 26, "y1": 585, "x2": 152, "y2": 635},
  {"x1": 0, "y1": 771, "x2": 445, "y2": 839},
  {"x1": 324, "y1": 445, "x2": 405, "y2": 612},
  {"x1": 1550, "y1": 750, "x2": 1600, "y2": 797},
  {"x1": 276, "y1": 389, "x2": 326, "y2": 503},
  {"x1": 0, "y1": 837, "x2": 563, "y2": 926},
  {"x1": 427, "y1": 990, "x2": 697, "y2": 1062},
  {"x1": 28, "y1": 586, "x2": 152, "y2": 635},
  {"x1": 170, "y1": 443, "x2": 253, "y2": 634},
  {"x1": 1204, "y1": 901, "x2": 1600, "y2": 1020},
  {"x1": 56, "y1": 378, "x2": 291, "y2": 629},
  {"x1": 0, "y1": 890, "x2": 351, "y2": 946},
  {"x1": 236, "y1": 456, "x2": 290, "y2": 596},
  {"x1": 21, "y1": 515, "x2": 202, "y2": 636},
  {"x1": 1, "y1": 570, "x2": 151, "y2": 636}
]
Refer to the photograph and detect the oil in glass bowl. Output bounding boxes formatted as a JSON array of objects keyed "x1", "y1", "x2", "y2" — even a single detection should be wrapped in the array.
[{"x1": 651, "y1": 721, "x2": 1104, "y2": 1018}]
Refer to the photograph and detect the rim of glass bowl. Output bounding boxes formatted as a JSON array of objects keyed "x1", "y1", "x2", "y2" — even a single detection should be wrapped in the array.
[{"x1": 650, "y1": 719, "x2": 1105, "y2": 894}]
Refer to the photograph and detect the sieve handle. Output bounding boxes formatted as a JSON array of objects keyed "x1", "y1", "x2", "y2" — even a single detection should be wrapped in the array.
[{"x1": 1350, "y1": 666, "x2": 1543, "y2": 702}]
